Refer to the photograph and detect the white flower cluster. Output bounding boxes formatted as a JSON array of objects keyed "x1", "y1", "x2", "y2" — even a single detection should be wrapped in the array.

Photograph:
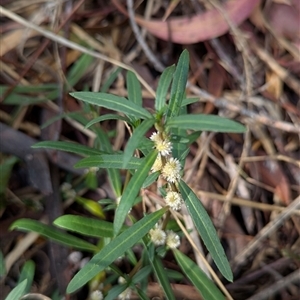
[
  {"x1": 90, "y1": 290, "x2": 103, "y2": 300},
  {"x1": 150, "y1": 131, "x2": 182, "y2": 184},
  {"x1": 118, "y1": 277, "x2": 132, "y2": 300},
  {"x1": 150, "y1": 131, "x2": 183, "y2": 210},
  {"x1": 164, "y1": 191, "x2": 183, "y2": 211},
  {"x1": 149, "y1": 225, "x2": 180, "y2": 249}
]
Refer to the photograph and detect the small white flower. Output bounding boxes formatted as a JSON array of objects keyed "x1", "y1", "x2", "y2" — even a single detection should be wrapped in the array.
[
  {"x1": 117, "y1": 277, "x2": 131, "y2": 300},
  {"x1": 166, "y1": 230, "x2": 180, "y2": 249},
  {"x1": 150, "y1": 131, "x2": 161, "y2": 142},
  {"x1": 68, "y1": 251, "x2": 82, "y2": 264},
  {"x1": 165, "y1": 191, "x2": 183, "y2": 211},
  {"x1": 118, "y1": 288, "x2": 131, "y2": 300},
  {"x1": 61, "y1": 182, "x2": 72, "y2": 192},
  {"x1": 150, "y1": 131, "x2": 172, "y2": 156},
  {"x1": 89, "y1": 167, "x2": 99, "y2": 173},
  {"x1": 156, "y1": 139, "x2": 172, "y2": 156},
  {"x1": 151, "y1": 154, "x2": 163, "y2": 172},
  {"x1": 161, "y1": 157, "x2": 181, "y2": 183},
  {"x1": 90, "y1": 290, "x2": 103, "y2": 300},
  {"x1": 79, "y1": 257, "x2": 90, "y2": 269},
  {"x1": 118, "y1": 276, "x2": 126, "y2": 284},
  {"x1": 116, "y1": 196, "x2": 131, "y2": 213},
  {"x1": 149, "y1": 227, "x2": 166, "y2": 246}
]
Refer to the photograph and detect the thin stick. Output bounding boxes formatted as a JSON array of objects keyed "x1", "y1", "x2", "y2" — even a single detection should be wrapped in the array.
[
  {"x1": 231, "y1": 195, "x2": 300, "y2": 272},
  {"x1": 0, "y1": 6, "x2": 156, "y2": 98}
]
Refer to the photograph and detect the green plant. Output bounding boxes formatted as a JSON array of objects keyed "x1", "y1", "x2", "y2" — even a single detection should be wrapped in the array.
[{"x1": 11, "y1": 50, "x2": 246, "y2": 299}]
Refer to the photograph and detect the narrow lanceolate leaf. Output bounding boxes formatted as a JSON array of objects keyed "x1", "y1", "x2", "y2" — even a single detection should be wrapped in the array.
[
  {"x1": 85, "y1": 114, "x2": 130, "y2": 129},
  {"x1": 75, "y1": 154, "x2": 144, "y2": 170},
  {"x1": 114, "y1": 150, "x2": 158, "y2": 236},
  {"x1": 70, "y1": 92, "x2": 152, "y2": 119},
  {"x1": 5, "y1": 279, "x2": 27, "y2": 300},
  {"x1": 126, "y1": 71, "x2": 143, "y2": 107},
  {"x1": 155, "y1": 65, "x2": 175, "y2": 112},
  {"x1": 10, "y1": 219, "x2": 98, "y2": 252},
  {"x1": 171, "y1": 106, "x2": 187, "y2": 161},
  {"x1": 94, "y1": 127, "x2": 122, "y2": 197},
  {"x1": 173, "y1": 249, "x2": 225, "y2": 300},
  {"x1": 167, "y1": 114, "x2": 246, "y2": 133},
  {"x1": 151, "y1": 256, "x2": 176, "y2": 300},
  {"x1": 54, "y1": 215, "x2": 115, "y2": 238},
  {"x1": 178, "y1": 181, "x2": 233, "y2": 282},
  {"x1": 123, "y1": 118, "x2": 156, "y2": 168},
  {"x1": 18, "y1": 260, "x2": 35, "y2": 294},
  {"x1": 166, "y1": 50, "x2": 189, "y2": 120},
  {"x1": 67, "y1": 208, "x2": 167, "y2": 294},
  {"x1": 32, "y1": 141, "x2": 102, "y2": 156}
]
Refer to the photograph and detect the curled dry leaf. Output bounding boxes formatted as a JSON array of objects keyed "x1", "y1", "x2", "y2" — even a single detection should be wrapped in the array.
[
  {"x1": 266, "y1": 2, "x2": 300, "y2": 42},
  {"x1": 113, "y1": 0, "x2": 260, "y2": 44}
]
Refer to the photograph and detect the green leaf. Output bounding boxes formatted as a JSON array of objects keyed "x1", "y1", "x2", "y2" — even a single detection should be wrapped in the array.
[
  {"x1": 0, "y1": 250, "x2": 5, "y2": 276},
  {"x1": 0, "y1": 156, "x2": 19, "y2": 195},
  {"x1": 142, "y1": 171, "x2": 160, "y2": 188},
  {"x1": 67, "y1": 53, "x2": 94, "y2": 87},
  {"x1": 18, "y1": 260, "x2": 35, "y2": 294},
  {"x1": 70, "y1": 92, "x2": 152, "y2": 119},
  {"x1": 132, "y1": 266, "x2": 152, "y2": 284},
  {"x1": 101, "y1": 67, "x2": 122, "y2": 93},
  {"x1": 5, "y1": 279, "x2": 27, "y2": 300},
  {"x1": 181, "y1": 97, "x2": 199, "y2": 106},
  {"x1": 94, "y1": 127, "x2": 122, "y2": 197},
  {"x1": 127, "y1": 71, "x2": 142, "y2": 107},
  {"x1": 178, "y1": 181, "x2": 233, "y2": 282},
  {"x1": 151, "y1": 255, "x2": 175, "y2": 300},
  {"x1": 155, "y1": 65, "x2": 175, "y2": 112},
  {"x1": 167, "y1": 114, "x2": 246, "y2": 133},
  {"x1": 170, "y1": 105, "x2": 187, "y2": 161},
  {"x1": 105, "y1": 284, "x2": 128, "y2": 300},
  {"x1": 166, "y1": 50, "x2": 189, "y2": 120},
  {"x1": 85, "y1": 114, "x2": 130, "y2": 129},
  {"x1": 10, "y1": 219, "x2": 98, "y2": 252},
  {"x1": 173, "y1": 249, "x2": 225, "y2": 300},
  {"x1": 67, "y1": 208, "x2": 167, "y2": 293},
  {"x1": 75, "y1": 154, "x2": 144, "y2": 169},
  {"x1": 123, "y1": 118, "x2": 156, "y2": 168},
  {"x1": 114, "y1": 150, "x2": 158, "y2": 236},
  {"x1": 32, "y1": 141, "x2": 103, "y2": 156},
  {"x1": 75, "y1": 196, "x2": 105, "y2": 218},
  {"x1": 54, "y1": 215, "x2": 115, "y2": 238}
]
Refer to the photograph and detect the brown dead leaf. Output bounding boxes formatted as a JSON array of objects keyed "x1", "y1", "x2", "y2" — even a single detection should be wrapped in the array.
[
  {"x1": 251, "y1": 155, "x2": 291, "y2": 206},
  {"x1": 265, "y1": 70, "x2": 283, "y2": 99},
  {"x1": 113, "y1": 0, "x2": 261, "y2": 44}
]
